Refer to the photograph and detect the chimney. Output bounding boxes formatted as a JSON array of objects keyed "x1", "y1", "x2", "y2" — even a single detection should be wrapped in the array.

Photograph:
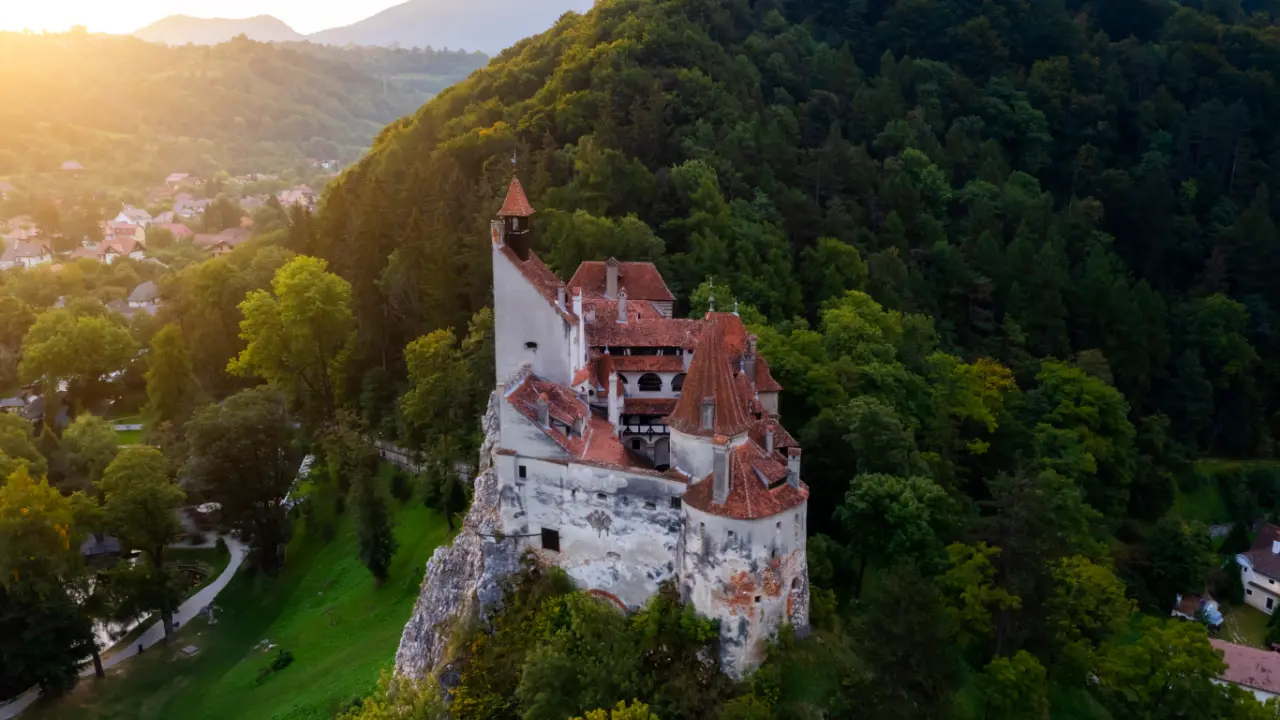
[
  {"x1": 556, "y1": 286, "x2": 566, "y2": 309},
  {"x1": 617, "y1": 289, "x2": 628, "y2": 324},
  {"x1": 605, "y1": 257, "x2": 619, "y2": 299},
  {"x1": 608, "y1": 370, "x2": 621, "y2": 432},
  {"x1": 743, "y1": 334, "x2": 758, "y2": 388},
  {"x1": 713, "y1": 436, "x2": 730, "y2": 505},
  {"x1": 1273, "y1": 539, "x2": 1280, "y2": 555},
  {"x1": 787, "y1": 447, "x2": 802, "y2": 489},
  {"x1": 573, "y1": 416, "x2": 585, "y2": 437},
  {"x1": 573, "y1": 287, "x2": 583, "y2": 316},
  {"x1": 765, "y1": 427, "x2": 774, "y2": 454},
  {"x1": 536, "y1": 393, "x2": 550, "y2": 426},
  {"x1": 700, "y1": 397, "x2": 715, "y2": 432},
  {"x1": 683, "y1": 349, "x2": 692, "y2": 371}
]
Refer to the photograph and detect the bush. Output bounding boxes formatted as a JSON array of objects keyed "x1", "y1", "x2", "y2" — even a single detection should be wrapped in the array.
[
  {"x1": 271, "y1": 649, "x2": 294, "y2": 671},
  {"x1": 215, "y1": 536, "x2": 228, "y2": 556},
  {"x1": 390, "y1": 468, "x2": 412, "y2": 502}
]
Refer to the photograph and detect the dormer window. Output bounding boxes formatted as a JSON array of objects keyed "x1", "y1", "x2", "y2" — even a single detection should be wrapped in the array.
[{"x1": 700, "y1": 397, "x2": 714, "y2": 431}]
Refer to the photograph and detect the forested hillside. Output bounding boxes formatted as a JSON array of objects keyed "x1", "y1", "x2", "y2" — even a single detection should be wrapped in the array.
[
  {"x1": 298, "y1": 0, "x2": 1280, "y2": 716},
  {"x1": 0, "y1": 32, "x2": 486, "y2": 183}
]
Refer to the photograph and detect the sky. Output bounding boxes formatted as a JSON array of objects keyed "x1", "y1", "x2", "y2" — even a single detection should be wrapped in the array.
[{"x1": 0, "y1": 1, "x2": 407, "y2": 35}]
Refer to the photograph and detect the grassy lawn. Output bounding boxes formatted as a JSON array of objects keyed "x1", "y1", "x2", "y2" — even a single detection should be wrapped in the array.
[
  {"x1": 115, "y1": 429, "x2": 142, "y2": 446},
  {"x1": 28, "y1": 484, "x2": 451, "y2": 720},
  {"x1": 1171, "y1": 476, "x2": 1231, "y2": 527},
  {"x1": 1221, "y1": 603, "x2": 1271, "y2": 649}
]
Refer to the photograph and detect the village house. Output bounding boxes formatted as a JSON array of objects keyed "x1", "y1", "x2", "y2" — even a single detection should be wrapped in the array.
[
  {"x1": 127, "y1": 280, "x2": 160, "y2": 315},
  {"x1": 0, "y1": 240, "x2": 54, "y2": 270},
  {"x1": 113, "y1": 206, "x2": 153, "y2": 226},
  {"x1": 194, "y1": 227, "x2": 250, "y2": 256},
  {"x1": 1236, "y1": 524, "x2": 1280, "y2": 614},
  {"x1": 1211, "y1": 639, "x2": 1280, "y2": 702},
  {"x1": 277, "y1": 185, "x2": 317, "y2": 209},
  {"x1": 153, "y1": 222, "x2": 194, "y2": 240},
  {"x1": 165, "y1": 172, "x2": 190, "y2": 186},
  {"x1": 488, "y1": 176, "x2": 808, "y2": 679}
]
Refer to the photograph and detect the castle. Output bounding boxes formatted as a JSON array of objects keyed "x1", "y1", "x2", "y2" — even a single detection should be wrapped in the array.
[{"x1": 489, "y1": 176, "x2": 810, "y2": 678}]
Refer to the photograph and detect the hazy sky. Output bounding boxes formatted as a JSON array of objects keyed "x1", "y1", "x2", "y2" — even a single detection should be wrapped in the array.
[{"x1": 0, "y1": 1, "x2": 408, "y2": 35}]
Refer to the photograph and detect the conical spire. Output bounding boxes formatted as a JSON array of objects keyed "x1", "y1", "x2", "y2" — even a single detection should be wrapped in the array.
[
  {"x1": 668, "y1": 314, "x2": 753, "y2": 437},
  {"x1": 499, "y1": 176, "x2": 535, "y2": 217}
]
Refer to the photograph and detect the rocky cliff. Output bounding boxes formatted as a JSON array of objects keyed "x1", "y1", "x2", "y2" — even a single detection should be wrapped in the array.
[{"x1": 393, "y1": 393, "x2": 520, "y2": 681}]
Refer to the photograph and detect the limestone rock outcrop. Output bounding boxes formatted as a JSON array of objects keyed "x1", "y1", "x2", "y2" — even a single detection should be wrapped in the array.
[{"x1": 393, "y1": 393, "x2": 518, "y2": 681}]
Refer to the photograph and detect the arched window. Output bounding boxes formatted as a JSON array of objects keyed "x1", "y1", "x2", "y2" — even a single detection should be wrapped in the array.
[
  {"x1": 672, "y1": 373, "x2": 686, "y2": 392},
  {"x1": 638, "y1": 373, "x2": 663, "y2": 392}
]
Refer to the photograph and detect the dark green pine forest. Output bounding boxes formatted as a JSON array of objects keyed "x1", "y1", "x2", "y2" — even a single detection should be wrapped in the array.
[{"x1": 296, "y1": 0, "x2": 1280, "y2": 717}]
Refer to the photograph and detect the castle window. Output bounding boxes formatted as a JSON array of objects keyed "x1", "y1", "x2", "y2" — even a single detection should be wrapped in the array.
[
  {"x1": 525, "y1": 342, "x2": 538, "y2": 352},
  {"x1": 672, "y1": 373, "x2": 686, "y2": 392},
  {"x1": 645, "y1": 501, "x2": 657, "y2": 510},
  {"x1": 727, "y1": 530, "x2": 735, "y2": 539},
  {"x1": 776, "y1": 521, "x2": 781, "y2": 530},
  {"x1": 518, "y1": 465, "x2": 527, "y2": 479},
  {"x1": 596, "y1": 492, "x2": 607, "y2": 501},
  {"x1": 541, "y1": 528, "x2": 560, "y2": 552},
  {"x1": 754, "y1": 596, "x2": 761, "y2": 603},
  {"x1": 638, "y1": 373, "x2": 663, "y2": 392},
  {"x1": 629, "y1": 437, "x2": 644, "y2": 451},
  {"x1": 670, "y1": 496, "x2": 681, "y2": 509},
  {"x1": 700, "y1": 398, "x2": 714, "y2": 431}
]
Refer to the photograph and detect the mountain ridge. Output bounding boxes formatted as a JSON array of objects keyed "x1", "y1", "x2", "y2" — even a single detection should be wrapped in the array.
[{"x1": 131, "y1": 0, "x2": 594, "y2": 54}]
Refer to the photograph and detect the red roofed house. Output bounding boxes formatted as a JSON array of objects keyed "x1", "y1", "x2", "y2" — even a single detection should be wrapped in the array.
[
  {"x1": 489, "y1": 176, "x2": 806, "y2": 680},
  {"x1": 1211, "y1": 639, "x2": 1280, "y2": 702},
  {"x1": 1236, "y1": 524, "x2": 1280, "y2": 614}
]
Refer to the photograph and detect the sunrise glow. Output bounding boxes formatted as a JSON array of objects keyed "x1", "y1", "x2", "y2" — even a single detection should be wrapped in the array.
[{"x1": 0, "y1": 1, "x2": 406, "y2": 35}]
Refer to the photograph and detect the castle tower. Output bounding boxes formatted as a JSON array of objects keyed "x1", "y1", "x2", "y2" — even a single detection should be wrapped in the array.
[
  {"x1": 671, "y1": 314, "x2": 810, "y2": 679},
  {"x1": 497, "y1": 175, "x2": 536, "y2": 260}
]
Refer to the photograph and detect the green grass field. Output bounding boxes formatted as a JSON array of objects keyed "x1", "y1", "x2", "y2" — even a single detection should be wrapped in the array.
[
  {"x1": 29, "y1": 483, "x2": 450, "y2": 720},
  {"x1": 115, "y1": 429, "x2": 142, "y2": 446},
  {"x1": 1222, "y1": 603, "x2": 1270, "y2": 649}
]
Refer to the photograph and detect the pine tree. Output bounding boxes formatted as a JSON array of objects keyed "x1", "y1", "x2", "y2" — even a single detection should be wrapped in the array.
[{"x1": 349, "y1": 463, "x2": 397, "y2": 584}]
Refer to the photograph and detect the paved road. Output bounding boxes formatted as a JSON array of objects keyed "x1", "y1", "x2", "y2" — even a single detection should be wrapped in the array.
[{"x1": 0, "y1": 536, "x2": 249, "y2": 720}]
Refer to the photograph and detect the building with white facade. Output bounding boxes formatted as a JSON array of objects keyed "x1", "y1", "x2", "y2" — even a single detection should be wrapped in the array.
[
  {"x1": 1236, "y1": 524, "x2": 1280, "y2": 614},
  {"x1": 1211, "y1": 639, "x2": 1280, "y2": 702},
  {"x1": 488, "y1": 176, "x2": 809, "y2": 678}
]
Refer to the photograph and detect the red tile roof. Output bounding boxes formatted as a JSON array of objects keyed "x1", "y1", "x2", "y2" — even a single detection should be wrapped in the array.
[
  {"x1": 1211, "y1": 639, "x2": 1280, "y2": 695},
  {"x1": 194, "y1": 228, "x2": 251, "y2": 248},
  {"x1": 682, "y1": 440, "x2": 808, "y2": 520},
  {"x1": 499, "y1": 177, "x2": 535, "y2": 217},
  {"x1": 624, "y1": 398, "x2": 677, "y2": 416},
  {"x1": 610, "y1": 355, "x2": 686, "y2": 373},
  {"x1": 568, "y1": 261, "x2": 674, "y2": 302},
  {"x1": 584, "y1": 298, "x2": 701, "y2": 348},
  {"x1": 749, "y1": 414, "x2": 799, "y2": 452},
  {"x1": 668, "y1": 314, "x2": 754, "y2": 437}
]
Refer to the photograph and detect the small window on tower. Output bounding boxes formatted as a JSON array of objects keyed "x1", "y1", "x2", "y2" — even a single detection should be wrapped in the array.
[
  {"x1": 670, "y1": 496, "x2": 682, "y2": 509},
  {"x1": 518, "y1": 465, "x2": 527, "y2": 479},
  {"x1": 525, "y1": 342, "x2": 538, "y2": 352},
  {"x1": 700, "y1": 398, "x2": 714, "y2": 431},
  {"x1": 541, "y1": 528, "x2": 560, "y2": 552}
]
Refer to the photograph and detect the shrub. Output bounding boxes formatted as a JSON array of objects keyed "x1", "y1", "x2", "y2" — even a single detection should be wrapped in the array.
[
  {"x1": 271, "y1": 649, "x2": 294, "y2": 671},
  {"x1": 215, "y1": 536, "x2": 228, "y2": 556},
  {"x1": 390, "y1": 468, "x2": 412, "y2": 502}
]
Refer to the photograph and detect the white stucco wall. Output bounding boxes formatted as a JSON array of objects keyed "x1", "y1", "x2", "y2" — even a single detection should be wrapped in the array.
[
  {"x1": 495, "y1": 449, "x2": 688, "y2": 610},
  {"x1": 677, "y1": 501, "x2": 809, "y2": 679},
  {"x1": 759, "y1": 391, "x2": 779, "y2": 415},
  {"x1": 1238, "y1": 558, "x2": 1280, "y2": 614},
  {"x1": 493, "y1": 244, "x2": 572, "y2": 386},
  {"x1": 670, "y1": 428, "x2": 748, "y2": 481},
  {"x1": 1215, "y1": 680, "x2": 1279, "y2": 704}
]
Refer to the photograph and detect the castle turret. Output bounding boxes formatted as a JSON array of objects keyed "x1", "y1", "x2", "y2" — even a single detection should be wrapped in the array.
[{"x1": 498, "y1": 176, "x2": 536, "y2": 260}]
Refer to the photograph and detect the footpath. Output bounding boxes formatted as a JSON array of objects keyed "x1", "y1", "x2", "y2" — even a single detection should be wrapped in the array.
[{"x1": 0, "y1": 536, "x2": 249, "y2": 720}]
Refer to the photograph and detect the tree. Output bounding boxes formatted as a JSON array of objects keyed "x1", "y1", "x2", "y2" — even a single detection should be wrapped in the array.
[
  {"x1": 571, "y1": 701, "x2": 660, "y2": 720},
  {"x1": 834, "y1": 473, "x2": 950, "y2": 596},
  {"x1": 0, "y1": 413, "x2": 47, "y2": 479},
  {"x1": 229, "y1": 256, "x2": 355, "y2": 421},
  {"x1": 326, "y1": 415, "x2": 398, "y2": 583},
  {"x1": 185, "y1": 387, "x2": 297, "y2": 575},
  {"x1": 938, "y1": 542, "x2": 1021, "y2": 649},
  {"x1": 980, "y1": 651, "x2": 1049, "y2": 720},
  {"x1": 18, "y1": 308, "x2": 137, "y2": 420},
  {"x1": 1094, "y1": 617, "x2": 1254, "y2": 720},
  {"x1": 1047, "y1": 555, "x2": 1134, "y2": 675},
  {"x1": 1142, "y1": 517, "x2": 1214, "y2": 613},
  {"x1": 419, "y1": 447, "x2": 468, "y2": 531},
  {"x1": 144, "y1": 324, "x2": 204, "y2": 430},
  {"x1": 98, "y1": 446, "x2": 185, "y2": 641},
  {"x1": 0, "y1": 466, "x2": 94, "y2": 694},
  {"x1": 61, "y1": 413, "x2": 119, "y2": 488}
]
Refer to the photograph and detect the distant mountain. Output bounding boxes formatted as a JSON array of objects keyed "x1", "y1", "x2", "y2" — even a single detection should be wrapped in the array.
[
  {"x1": 133, "y1": 14, "x2": 304, "y2": 45},
  {"x1": 132, "y1": 0, "x2": 594, "y2": 55},
  {"x1": 308, "y1": 0, "x2": 593, "y2": 54}
]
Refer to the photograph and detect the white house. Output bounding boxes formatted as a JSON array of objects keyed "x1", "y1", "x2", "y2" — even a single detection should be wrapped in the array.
[
  {"x1": 1236, "y1": 524, "x2": 1280, "y2": 614},
  {"x1": 0, "y1": 240, "x2": 53, "y2": 270},
  {"x1": 488, "y1": 176, "x2": 809, "y2": 680},
  {"x1": 127, "y1": 281, "x2": 160, "y2": 314},
  {"x1": 1211, "y1": 639, "x2": 1280, "y2": 702},
  {"x1": 114, "y1": 206, "x2": 153, "y2": 227}
]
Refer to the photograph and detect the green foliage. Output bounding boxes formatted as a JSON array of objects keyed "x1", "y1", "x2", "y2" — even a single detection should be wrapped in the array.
[
  {"x1": 184, "y1": 387, "x2": 298, "y2": 575},
  {"x1": 835, "y1": 473, "x2": 950, "y2": 595},
  {"x1": 61, "y1": 413, "x2": 119, "y2": 488},
  {"x1": 143, "y1": 323, "x2": 204, "y2": 431},
  {"x1": 399, "y1": 307, "x2": 494, "y2": 455},
  {"x1": 18, "y1": 307, "x2": 137, "y2": 418},
  {"x1": 978, "y1": 651, "x2": 1050, "y2": 720},
  {"x1": 229, "y1": 255, "x2": 355, "y2": 421},
  {"x1": 571, "y1": 701, "x2": 660, "y2": 720},
  {"x1": 939, "y1": 542, "x2": 1021, "y2": 647}
]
